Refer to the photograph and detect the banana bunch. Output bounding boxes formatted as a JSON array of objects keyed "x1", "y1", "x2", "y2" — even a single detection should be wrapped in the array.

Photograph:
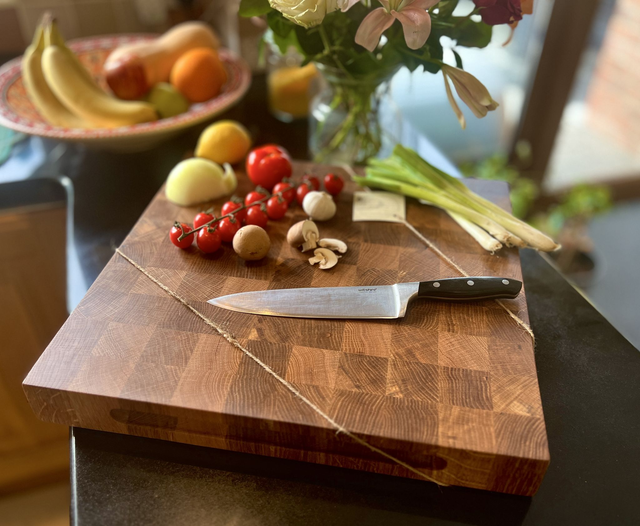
[{"x1": 22, "y1": 16, "x2": 157, "y2": 129}]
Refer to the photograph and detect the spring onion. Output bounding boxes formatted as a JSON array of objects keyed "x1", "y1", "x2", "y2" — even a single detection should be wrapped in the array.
[
  {"x1": 448, "y1": 212, "x2": 503, "y2": 253},
  {"x1": 354, "y1": 145, "x2": 560, "y2": 253}
]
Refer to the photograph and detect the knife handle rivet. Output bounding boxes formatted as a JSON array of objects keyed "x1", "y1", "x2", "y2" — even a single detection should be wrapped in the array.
[
  {"x1": 467, "y1": 280, "x2": 475, "y2": 286},
  {"x1": 433, "y1": 282, "x2": 441, "y2": 288},
  {"x1": 502, "y1": 279, "x2": 510, "y2": 285}
]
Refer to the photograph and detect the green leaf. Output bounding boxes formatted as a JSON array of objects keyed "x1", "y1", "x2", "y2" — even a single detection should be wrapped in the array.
[
  {"x1": 377, "y1": 43, "x2": 403, "y2": 73},
  {"x1": 452, "y1": 49, "x2": 463, "y2": 69},
  {"x1": 342, "y1": 2, "x2": 371, "y2": 24},
  {"x1": 238, "y1": 0, "x2": 271, "y2": 17},
  {"x1": 451, "y1": 18, "x2": 493, "y2": 48},
  {"x1": 435, "y1": 0, "x2": 460, "y2": 19},
  {"x1": 271, "y1": 30, "x2": 299, "y2": 55},
  {"x1": 425, "y1": 32, "x2": 443, "y2": 73},
  {"x1": 265, "y1": 12, "x2": 300, "y2": 55},
  {"x1": 294, "y1": 25, "x2": 324, "y2": 56},
  {"x1": 344, "y1": 52, "x2": 383, "y2": 76},
  {"x1": 397, "y1": 46, "x2": 429, "y2": 73},
  {"x1": 267, "y1": 10, "x2": 294, "y2": 38}
]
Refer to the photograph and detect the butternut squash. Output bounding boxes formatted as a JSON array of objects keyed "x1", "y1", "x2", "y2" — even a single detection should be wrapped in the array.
[{"x1": 104, "y1": 21, "x2": 220, "y2": 100}]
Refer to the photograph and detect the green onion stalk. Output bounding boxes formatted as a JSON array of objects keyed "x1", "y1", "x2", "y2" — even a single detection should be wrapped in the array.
[{"x1": 354, "y1": 145, "x2": 560, "y2": 253}]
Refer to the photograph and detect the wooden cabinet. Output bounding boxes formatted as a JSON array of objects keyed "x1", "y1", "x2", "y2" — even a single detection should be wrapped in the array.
[{"x1": 0, "y1": 179, "x2": 69, "y2": 494}]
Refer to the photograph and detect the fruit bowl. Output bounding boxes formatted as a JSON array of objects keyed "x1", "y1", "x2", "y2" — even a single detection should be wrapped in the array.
[{"x1": 0, "y1": 35, "x2": 251, "y2": 152}]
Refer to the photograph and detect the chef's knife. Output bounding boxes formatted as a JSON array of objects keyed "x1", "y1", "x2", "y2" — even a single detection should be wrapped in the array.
[{"x1": 208, "y1": 277, "x2": 522, "y2": 320}]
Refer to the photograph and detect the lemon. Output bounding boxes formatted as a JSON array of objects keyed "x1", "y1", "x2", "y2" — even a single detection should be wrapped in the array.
[
  {"x1": 268, "y1": 63, "x2": 318, "y2": 119},
  {"x1": 195, "y1": 120, "x2": 251, "y2": 165}
]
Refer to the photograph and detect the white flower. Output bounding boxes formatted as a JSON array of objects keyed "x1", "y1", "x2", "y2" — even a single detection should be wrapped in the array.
[{"x1": 269, "y1": 0, "x2": 360, "y2": 29}]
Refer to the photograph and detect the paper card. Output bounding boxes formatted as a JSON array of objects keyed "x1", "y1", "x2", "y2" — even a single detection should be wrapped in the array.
[{"x1": 352, "y1": 191, "x2": 406, "y2": 223}]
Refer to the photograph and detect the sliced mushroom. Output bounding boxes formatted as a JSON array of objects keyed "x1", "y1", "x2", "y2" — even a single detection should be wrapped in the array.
[
  {"x1": 308, "y1": 248, "x2": 339, "y2": 270},
  {"x1": 318, "y1": 238, "x2": 348, "y2": 254},
  {"x1": 287, "y1": 220, "x2": 319, "y2": 252}
]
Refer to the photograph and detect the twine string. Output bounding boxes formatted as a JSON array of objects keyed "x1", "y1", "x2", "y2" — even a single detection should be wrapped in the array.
[{"x1": 115, "y1": 248, "x2": 446, "y2": 486}]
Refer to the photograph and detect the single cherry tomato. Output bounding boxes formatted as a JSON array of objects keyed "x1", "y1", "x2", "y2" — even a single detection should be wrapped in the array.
[
  {"x1": 303, "y1": 175, "x2": 320, "y2": 191},
  {"x1": 221, "y1": 200, "x2": 247, "y2": 224},
  {"x1": 246, "y1": 145, "x2": 292, "y2": 190},
  {"x1": 169, "y1": 222, "x2": 194, "y2": 249},
  {"x1": 218, "y1": 216, "x2": 240, "y2": 243},
  {"x1": 197, "y1": 226, "x2": 222, "y2": 254},
  {"x1": 324, "y1": 173, "x2": 345, "y2": 196},
  {"x1": 245, "y1": 205, "x2": 269, "y2": 229},
  {"x1": 193, "y1": 211, "x2": 215, "y2": 229},
  {"x1": 244, "y1": 188, "x2": 269, "y2": 207},
  {"x1": 296, "y1": 183, "x2": 312, "y2": 206},
  {"x1": 273, "y1": 181, "x2": 295, "y2": 204},
  {"x1": 266, "y1": 196, "x2": 288, "y2": 220}
]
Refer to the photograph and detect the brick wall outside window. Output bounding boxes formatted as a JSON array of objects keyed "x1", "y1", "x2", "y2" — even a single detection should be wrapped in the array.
[{"x1": 587, "y1": 0, "x2": 640, "y2": 154}]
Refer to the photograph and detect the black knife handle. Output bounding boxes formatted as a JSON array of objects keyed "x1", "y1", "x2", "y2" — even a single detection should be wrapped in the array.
[{"x1": 418, "y1": 277, "x2": 522, "y2": 301}]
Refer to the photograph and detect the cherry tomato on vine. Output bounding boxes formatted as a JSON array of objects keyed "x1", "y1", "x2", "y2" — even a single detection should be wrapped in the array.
[
  {"x1": 197, "y1": 227, "x2": 222, "y2": 254},
  {"x1": 221, "y1": 200, "x2": 246, "y2": 224},
  {"x1": 245, "y1": 189, "x2": 268, "y2": 207},
  {"x1": 273, "y1": 181, "x2": 295, "y2": 204},
  {"x1": 169, "y1": 222, "x2": 194, "y2": 249},
  {"x1": 246, "y1": 145, "x2": 292, "y2": 190},
  {"x1": 193, "y1": 211, "x2": 215, "y2": 229},
  {"x1": 296, "y1": 183, "x2": 312, "y2": 206},
  {"x1": 303, "y1": 175, "x2": 320, "y2": 191},
  {"x1": 245, "y1": 205, "x2": 269, "y2": 229},
  {"x1": 266, "y1": 196, "x2": 288, "y2": 220},
  {"x1": 324, "y1": 173, "x2": 344, "y2": 196},
  {"x1": 218, "y1": 217, "x2": 240, "y2": 243}
]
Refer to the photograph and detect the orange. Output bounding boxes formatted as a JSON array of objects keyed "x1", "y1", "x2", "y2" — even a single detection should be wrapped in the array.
[{"x1": 170, "y1": 48, "x2": 228, "y2": 103}]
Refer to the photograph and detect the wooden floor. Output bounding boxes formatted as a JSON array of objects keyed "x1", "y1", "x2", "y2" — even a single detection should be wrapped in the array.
[{"x1": 0, "y1": 483, "x2": 69, "y2": 526}]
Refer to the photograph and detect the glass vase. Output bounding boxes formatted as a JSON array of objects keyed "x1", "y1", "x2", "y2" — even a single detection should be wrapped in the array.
[{"x1": 309, "y1": 66, "x2": 399, "y2": 165}]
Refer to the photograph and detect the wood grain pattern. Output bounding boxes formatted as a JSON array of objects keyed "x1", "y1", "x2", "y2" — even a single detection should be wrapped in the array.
[{"x1": 23, "y1": 162, "x2": 549, "y2": 495}]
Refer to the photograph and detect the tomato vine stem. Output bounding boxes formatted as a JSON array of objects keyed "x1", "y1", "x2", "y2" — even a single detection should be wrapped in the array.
[{"x1": 177, "y1": 186, "x2": 297, "y2": 241}]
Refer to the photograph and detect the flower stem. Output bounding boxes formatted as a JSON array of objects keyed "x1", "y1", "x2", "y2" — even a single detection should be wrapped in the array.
[
  {"x1": 319, "y1": 24, "x2": 352, "y2": 79},
  {"x1": 313, "y1": 79, "x2": 383, "y2": 164}
]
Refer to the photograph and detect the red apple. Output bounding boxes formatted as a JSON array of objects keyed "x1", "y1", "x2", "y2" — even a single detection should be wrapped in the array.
[{"x1": 104, "y1": 53, "x2": 150, "y2": 100}]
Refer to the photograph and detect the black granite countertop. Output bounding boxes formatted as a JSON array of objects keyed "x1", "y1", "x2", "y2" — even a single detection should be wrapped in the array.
[{"x1": 70, "y1": 250, "x2": 640, "y2": 526}]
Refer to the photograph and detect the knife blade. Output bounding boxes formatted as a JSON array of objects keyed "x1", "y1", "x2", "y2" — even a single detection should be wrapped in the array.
[{"x1": 208, "y1": 277, "x2": 522, "y2": 320}]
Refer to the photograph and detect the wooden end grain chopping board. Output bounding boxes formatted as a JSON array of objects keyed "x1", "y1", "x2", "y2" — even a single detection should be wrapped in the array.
[{"x1": 24, "y1": 162, "x2": 549, "y2": 496}]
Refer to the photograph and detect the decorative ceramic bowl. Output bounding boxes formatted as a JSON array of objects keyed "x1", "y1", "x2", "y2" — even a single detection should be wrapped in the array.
[{"x1": 0, "y1": 35, "x2": 251, "y2": 152}]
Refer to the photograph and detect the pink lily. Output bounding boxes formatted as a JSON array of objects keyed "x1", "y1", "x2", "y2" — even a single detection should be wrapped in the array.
[{"x1": 355, "y1": 0, "x2": 439, "y2": 52}]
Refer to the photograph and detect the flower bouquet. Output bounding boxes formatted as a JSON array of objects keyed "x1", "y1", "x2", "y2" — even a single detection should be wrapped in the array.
[{"x1": 240, "y1": 0, "x2": 533, "y2": 163}]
